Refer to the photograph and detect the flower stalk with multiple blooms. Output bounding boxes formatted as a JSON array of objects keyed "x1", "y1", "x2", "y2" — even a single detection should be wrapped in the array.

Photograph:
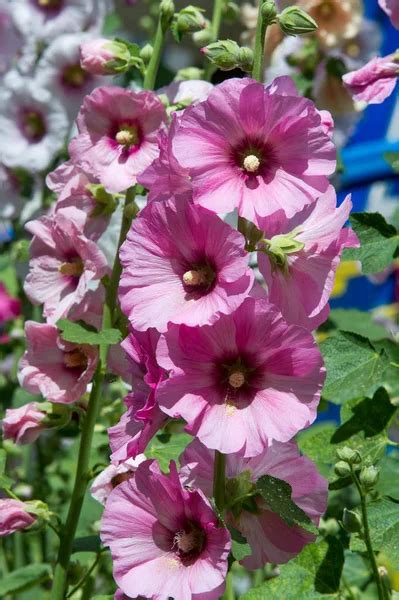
[{"x1": 1, "y1": 1, "x2": 398, "y2": 599}]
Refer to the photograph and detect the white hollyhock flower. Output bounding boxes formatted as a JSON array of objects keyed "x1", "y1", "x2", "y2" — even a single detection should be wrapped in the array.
[
  {"x1": 0, "y1": 0, "x2": 22, "y2": 78},
  {"x1": 0, "y1": 72, "x2": 69, "y2": 172}
]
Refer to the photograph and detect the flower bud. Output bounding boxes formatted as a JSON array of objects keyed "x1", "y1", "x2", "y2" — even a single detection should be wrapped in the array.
[
  {"x1": 359, "y1": 466, "x2": 379, "y2": 490},
  {"x1": 277, "y1": 7, "x2": 318, "y2": 36},
  {"x1": 172, "y1": 6, "x2": 206, "y2": 42},
  {"x1": 336, "y1": 447, "x2": 362, "y2": 465},
  {"x1": 80, "y1": 39, "x2": 131, "y2": 75},
  {"x1": 160, "y1": 0, "x2": 175, "y2": 26},
  {"x1": 201, "y1": 40, "x2": 253, "y2": 72},
  {"x1": 192, "y1": 27, "x2": 214, "y2": 47},
  {"x1": 0, "y1": 499, "x2": 37, "y2": 536},
  {"x1": 334, "y1": 461, "x2": 351, "y2": 478},
  {"x1": 319, "y1": 517, "x2": 340, "y2": 537},
  {"x1": 2, "y1": 403, "x2": 47, "y2": 445},
  {"x1": 175, "y1": 67, "x2": 204, "y2": 81},
  {"x1": 342, "y1": 508, "x2": 362, "y2": 533},
  {"x1": 261, "y1": 0, "x2": 277, "y2": 24},
  {"x1": 140, "y1": 43, "x2": 153, "y2": 64}
]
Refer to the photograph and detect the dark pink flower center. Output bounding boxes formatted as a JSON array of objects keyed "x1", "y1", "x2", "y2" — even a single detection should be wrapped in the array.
[
  {"x1": 111, "y1": 121, "x2": 143, "y2": 155},
  {"x1": 231, "y1": 138, "x2": 277, "y2": 180},
  {"x1": 33, "y1": 0, "x2": 63, "y2": 13},
  {"x1": 182, "y1": 265, "x2": 215, "y2": 288},
  {"x1": 216, "y1": 354, "x2": 259, "y2": 409},
  {"x1": 19, "y1": 109, "x2": 46, "y2": 143},
  {"x1": 59, "y1": 259, "x2": 84, "y2": 278},
  {"x1": 61, "y1": 63, "x2": 90, "y2": 90},
  {"x1": 63, "y1": 348, "x2": 88, "y2": 371},
  {"x1": 172, "y1": 521, "x2": 206, "y2": 564}
]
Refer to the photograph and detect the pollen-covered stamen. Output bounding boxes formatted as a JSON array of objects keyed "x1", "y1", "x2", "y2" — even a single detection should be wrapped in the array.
[
  {"x1": 182, "y1": 266, "x2": 215, "y2": 287},
  {"x1": 59, "y1": 259, "x2": 84, "y2": 277},
  {"x1": 243, "y1": 154, "x2": 261, "y2": 173},
  {"x1": 173, "y1": 525, "x2": 205, "y2": 556},
  {"x1": 228, "y1": 370, "x2": 246, "y2": 389},
  {"x1": 63, "y1": 349, "x2": 88, "y2": 369},
  {"x1": 115, "y1": 124, "x2": 140, "y2": 147}
]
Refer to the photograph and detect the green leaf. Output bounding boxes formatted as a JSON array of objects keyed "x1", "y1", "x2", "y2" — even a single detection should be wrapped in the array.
[
  {"x1": 384, "y1": 151, "x2": 399, "y2": 173},
  {"x1": 343, "y1": 212, "x2": 399, "y2": 274},
  {"x1": 229, "y1": 527, "x2": 252, "y2": 561},
  {"x1": 146, "y1": 432, "x2": 192, "y2": 472},
  {"x1": 382, "y1": 522, "x2": 399, "y2": 570},
  {"x1": 377, "y1": 452, "x2": 399, "y2": 501},
  {"x1": 328, "y1": 309, "x2": 388, "y2": 341},
  {"x1": 72, "y1": 535, "x2": 101, "y2": 554},
  {"x1": 320, "y1": 332, "x2": 390, "y2": 404},
  {"x1": 256, "y1": 475, "x2": 318, "y2": 535},
  {"x1": 57, "y1": 319, "x2": 122, "y2": 346},
  {"x1": 0, "y1": 448, "x2": 6, "y2": 476},
  {"x1": 331, "y1": 387, "x2": 395, "y2": 443},
  {"x1": 350, "y1": 497, "x2": 399, "y2": 553},
  {"x1": 0, "y1": 564, "x2": 51, "y2": 595},
  {"x1": 102, "y1": 12, "x2": 122, "y2": 35},
  {"x1": 240, "y1": 538, "x2": 343, "y2": 599}
]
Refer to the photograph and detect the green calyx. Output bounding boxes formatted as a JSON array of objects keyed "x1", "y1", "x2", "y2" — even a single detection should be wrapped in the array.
[
  {"x1": 225, "y1": 471, "x2": 262, "y2": 518},
  {"x1": 260, "y1": 231, "x2": 305, "y2": 274},
  {"x1": 86, "y1": 184, "x2": 122, "y2": 217}
]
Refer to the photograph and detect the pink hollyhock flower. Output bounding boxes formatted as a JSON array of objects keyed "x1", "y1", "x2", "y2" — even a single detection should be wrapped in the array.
[
  {"x1": 19, "y1": 321, "x2": 98, "y2": 404},
  {"x1": 0, "y1": 283, "x2": 20, "y2": 323},
  {"x1": 101, "y1": 460, "x2": 231, "y2": 600},
  {"x1": 2, "y1": 402, "x2": 46, "y2": 445},
  {"x1": 137, "y1": 115, "x2": 191, "y2": 204},
  {"x1": 256, "y1": 186, "x2": 358, "y2": 329},
  {"x1": 180, "y1": 439, "x2": 328, "y2": 569},
  {"x1": 121, "y1": 327, "x2": 163, "y2": 390},
  {"x1": 172, "y1": 77, "x2": 336, "y2": 223},
  {"x1": 119, "y1": 198, "x2": 253, "y2": 332},
  {"x1": 109, "y1": 391, "x2": 167, "y2": 464},
  {"x1": 91, "y1": 455, "x2": 146, "y2": 505},
  {"x1": 24, "y1": 207, "x2": 109, "y2": 323},
  {"x1": 46, "y1": 160, "x2": 93, "y2": 201},
  {"x1": 379, "y1": 0, "x2": 399, "y2": 28},
  {"x1": 343, "y1": 54, "x2": 399, "y2": 105},
  {"x1": 69, "y1": 86, "x2": 167, "y2": 193},
  {"x1": 156, "y1": 297, "x2": 324, "y2": 457},
  {"x1": 0, "y1": 499, "x2": 36, "y2": 536}
]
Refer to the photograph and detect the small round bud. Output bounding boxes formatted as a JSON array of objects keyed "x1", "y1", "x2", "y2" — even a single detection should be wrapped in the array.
[
  {"x1": 334, "y1": 461, "x2": 351, "y2": 478},
  {"x1": 342, "y1": 508, "x2": 362, "y2": 533},
  {"x1": 319, "y1": 518, "x2": 340, "y2": 537},
  {"x1": 336, "y1": 447, "x2": 362, "y2": 465},
  {"x1": 160, "y1": 0, "x2": 175, "y2": 24},
  {"x1": 237, "y1": 46, "x2": 254, "y2": 72},
  {"x1": 140, "y1": 43, "x2": 153, "y2": 64},
  {"x1": 175, "y1": 66, "x2": 204, "y2": 81},
  {"x1": 201, "y1": 39, "x2": 240, "y2": 71},
  {"x1": 172, "y1": 6, "x2": 206, "y2": 41},
  {"x1": 192, "y1": 27, "x2": 214, "y2": 47},
  {"x1": 277, "y1": 6, "x2": 318, "y2": 36},
  {"x1": 80, "y1": 39, "x2": 131, "y2": 75},
  {"x1": 261, "y1": 0, "x2": 277, "y2": 24},
  {"x1": 359, "y1": 466, "x2": 379, "y2": 490}
]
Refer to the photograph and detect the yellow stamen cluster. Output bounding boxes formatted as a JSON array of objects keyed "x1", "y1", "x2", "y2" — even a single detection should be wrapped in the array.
[
  {"x1": 59, "y1": 260, "x2": 84, "y2": 277},
  {"x1": 115, "y1": 124, "x2": 139, "y2": 147},
  {"x1": 243, "y1": 154, "x2": 260, "y2": 173},
  {"x1": 228, "y1": 370, "x2": 246, "y2": 389}
]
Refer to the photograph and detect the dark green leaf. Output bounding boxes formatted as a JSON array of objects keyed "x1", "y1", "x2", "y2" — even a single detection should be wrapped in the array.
[
  {"x1": 382, "y1": 522, "x2": 399, "y2": 570},
  {"x1": 320, "y1": 332, "x2": 390, "y2": 404},
  {"x1": 240, "y1": 539, "x2": 343, "y2": 599},
  {"x1": 57, "y1": 319, "x2": 122, "y2": 346},
  {"x1": 328, "y1": 309, "x2": 388, "y2": 341},
  {"x1": 377, "y1": 452, "x2": 399, "y2": 501},
  {"x1": 229, "y1": 527, "x2": 252, "y2": 561},
  {"x1": 350, "y1": 497, "x2": 399, "y2": 553},
  {"x1": 331, "y1": 387, "x2": 395, "y2": 443},
  {"x1": 0, "y1": 564, "x2": 51, "y2": 595},
  {"x1": 72, "y1": 535, "x2": 101, "y2": 554},
  {"x1": 146, "y1": 432, "x2": 192, "y2": 472},
  {"x1": 343, "y1": 212, "x2": 399, "y2": 274},
  {"x1": 256, "y1": 475, "x2": 318, "y2": 535}
]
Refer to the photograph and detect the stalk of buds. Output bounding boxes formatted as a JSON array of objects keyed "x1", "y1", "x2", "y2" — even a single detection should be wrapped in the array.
[{"x1": 201, "y1": 40, "x2": 254, "y2": 72}]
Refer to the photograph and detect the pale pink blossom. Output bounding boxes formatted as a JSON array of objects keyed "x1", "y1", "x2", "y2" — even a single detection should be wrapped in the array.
[
  {"x1": 181, "y1": 439, "x2": 328, "y2": 569},
  {"x1": 172, "y1": 77, "x2": 336, "y2": 223},
  {"x1": 119, "y1": 198, "x2": 253, "y2": 332},
  {"x1": 19, "y1": 321, "x2": 98, "y2": 404},
  {"x1": 121, "y1": 327, "x2": 163, "y2": 390},
  {"x1": 90, "y1": 456, "x2": 146, "y2": 505},
  {"x1": 2, "y1": 402, "x2": 46, "y2": 445},
  {"x1": 379, "y1": 0, "x2": 399, "y2": 28},
  {"x1": 156, "y1": 297, "x2": 325, "y2": 457},
  {"x1": 0, "y1": 499, "x2": 36, "y2": 536},
  {"x1": 343, "y1": 54, "x2": 399, "y2": 105},
  {"x1": 69, "y1": 86, "x2": 167, "y2": 193},
  {"x1": 24, "y1": 207, "x2": 109, "y2": 323},
  {"x1": 257, "y1": 186, "x2": 358, "y2": 329},
  {"x1": 101, "y1": 460, "x2": 231, "y2": 600}
]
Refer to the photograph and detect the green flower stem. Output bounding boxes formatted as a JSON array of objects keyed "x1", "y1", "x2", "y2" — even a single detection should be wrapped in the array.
[
  {"x1": 351, "y1": 468, "x2": 386, "y2": 600},
  {"x1": 213, "y1": 450, "x2": 226, "y2": 512},
  {"x1": 252, "y1": 1, "x2": 268, "y2": 82},
  {"x1": 223, "y1": 571, "x2": 235, "y2": 600},
  {"x1": 51, "y1": 188, "x2": 137, "y2": 600},
  {"x1": 143, "y1": 14, "x2": 167, "y2": 90},
  {"x1": 204, "y1": 0, "x2": 225, "y2": 80}
]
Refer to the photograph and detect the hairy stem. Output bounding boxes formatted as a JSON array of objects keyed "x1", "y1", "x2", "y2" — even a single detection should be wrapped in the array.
[
  {"x1": 351, "y1": 469, "x2": 386, "y2": 600},
  {"x1": 143, "y1": 15, "x2": 167, "y2": 90},
  {"x1": 213, "y1": 450, "x2": 226, "y2": 512},
  {"x1": 252, "y1": 1, "x2": 268, "y2": 82}
]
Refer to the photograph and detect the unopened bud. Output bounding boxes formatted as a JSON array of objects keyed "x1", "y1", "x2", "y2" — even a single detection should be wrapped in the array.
[
  {"x1": 277, "y1": 6, "x2": 318, "y2": 36},
  {"x1": 140, "y1": 43, "x2": 153, "y2": 64},
  {"x1": 172, "y1": 6, "x2": 206, "y2": 42},
  {"x1": 342, "y1": 508, "x2": 362, "y2": 533},
  {"x1": 334, "y1": 461, "x2": 351, "y2": 478},
  {"x1": 192, "y1": 26, "x2": 214, "y2": 47},
  {"x1": 80, "y1": 39, "x2": 131, "y2": 75},
  {"x1": 175, "y1": 66, "x2": 204, "y2": 81},
  {"x1": 319, "y1": 518, "x2": 340, "y2": 537},
  {"x1": 261, "y1": 0, "x2": 277, "y2": 24},
  {"x1": 359, "y1": 466, "x2": 379, "y2": 490},
  {"x1": 202, "y1": 40, "x2": 253, "y2": 72},
  {"x1": 160, "y1": 0, "x2": 175, "y2": 26},
  {"x1": 336, "y1": 447, "x2": 362, "y2": 465}
]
